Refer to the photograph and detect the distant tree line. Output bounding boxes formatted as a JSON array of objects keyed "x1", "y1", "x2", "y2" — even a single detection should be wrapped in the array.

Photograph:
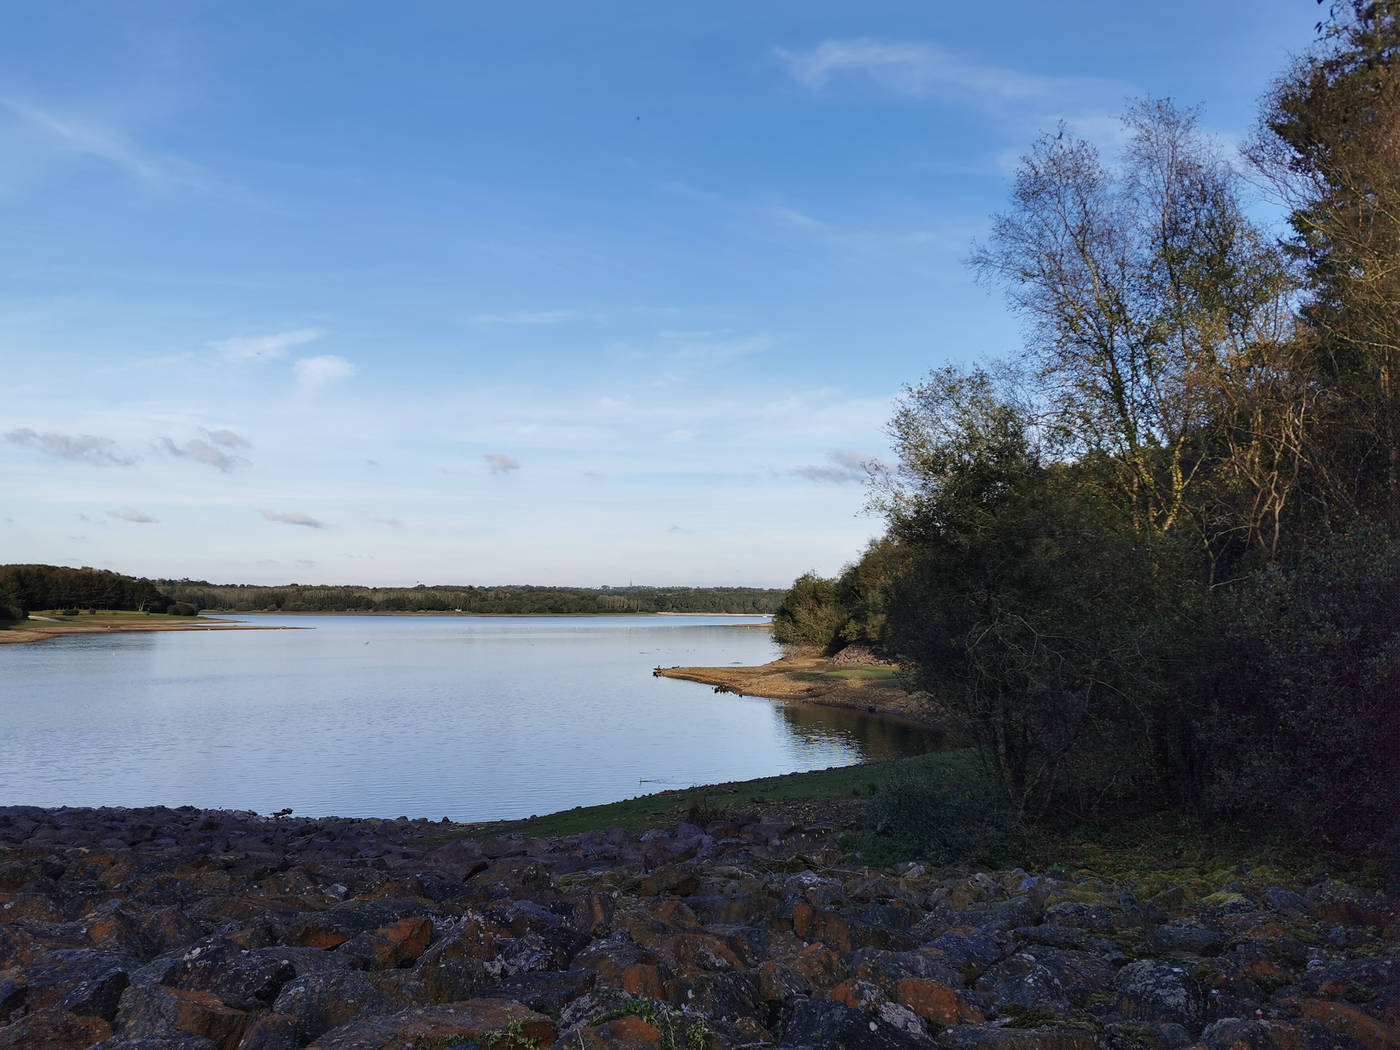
[
  {"x1": 0, "y1": 565, "x2": 172, "y2": 618},
  {"x1": 774, "y1": 4, "x2": 1400, "y2": 852},
  {"x1": 155, "y1": 580, "x2": 783, "y2": 616}
]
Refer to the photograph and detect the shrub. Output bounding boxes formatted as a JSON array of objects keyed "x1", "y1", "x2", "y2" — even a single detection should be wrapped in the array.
[
  {"x1": 857, "y1": 769, "x2": 1026, "y2": 867},
  {"x1": 1203, "y1": 524, "x2": 1400, "y2": 849}
]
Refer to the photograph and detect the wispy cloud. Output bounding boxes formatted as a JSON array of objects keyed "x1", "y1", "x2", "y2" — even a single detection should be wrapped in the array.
[
  {"x1": 485, "y1": 453, "x2": 521, "y2": 475},
  {"x1": 295, "y1": 354, "x2": 357, "y2": 390},
  {"x1": 774, "y1": 38, "x2": 1127, "y2": 113},
  {"x1": 261, "y1": 510, "x2": 325, "y2": 528},
  {"x1": 159, "y1": 434, "x2": 247, "y2": 473},
  {"x1": 792, "y1": 449, "x2": 884, "y2": 484},
  {"x1": 213, "y1": 328, "x2": 325, "y2": 362},
  {"x1": 108, "y1": 507, "x2": 157, "y2": 524},
  {"x1": 1, "y1": 98, "x2": 220, "y2": 192},
  {"x1": 5, "y1": 428, "x2": 136, "y2": 466}
]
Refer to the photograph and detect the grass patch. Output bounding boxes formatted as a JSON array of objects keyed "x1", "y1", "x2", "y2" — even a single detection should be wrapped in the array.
[{"x1": 419, "y1": 750, "x2": 980, "y2": 842}]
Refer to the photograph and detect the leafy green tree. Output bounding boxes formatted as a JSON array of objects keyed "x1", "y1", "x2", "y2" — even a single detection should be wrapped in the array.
[
  {"x1": 876, "y1": 367, "x2": 1203, "y2": 818},
  {"x1": 833, "y1": 536, "x2": 909, "y2": 646},
  {"x1": 772, "y1": 572, "x2": 847, "y2": 649}
]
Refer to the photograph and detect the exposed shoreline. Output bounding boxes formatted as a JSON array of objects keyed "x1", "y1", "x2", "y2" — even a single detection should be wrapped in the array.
[
  {"x1": 0, "y1": 615, "x2": 301, "y2": 646},
  {"x1": 654, "y1": 649, "x2": 958, "y2": 733}
]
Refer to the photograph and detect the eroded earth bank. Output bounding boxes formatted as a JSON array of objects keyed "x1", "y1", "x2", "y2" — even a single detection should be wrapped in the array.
[{"x1": 0, "y1": 805, "x2": 1395, "y2": 1050}]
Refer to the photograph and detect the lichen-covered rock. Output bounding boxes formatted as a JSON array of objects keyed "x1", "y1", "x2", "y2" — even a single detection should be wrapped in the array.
[
  {"x1": 1113, "y1": 960, "x2": 1205, "y2": 1029},
  {"x1": 0, "y1": 805, "x2": 1392, "y2": 1050}
]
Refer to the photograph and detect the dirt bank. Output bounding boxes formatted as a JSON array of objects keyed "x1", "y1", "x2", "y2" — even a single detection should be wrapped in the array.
[
  {"x1": 655, "y1": 649, "x2": 957, "y2": 731},
  {"x1": 0, "y1": 616, "x2": 299, "y2": 645}
]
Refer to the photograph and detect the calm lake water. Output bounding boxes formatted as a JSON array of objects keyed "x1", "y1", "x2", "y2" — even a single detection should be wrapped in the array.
[{"x1": 0, "y1": 615, "x2": 937, "y2": 821}]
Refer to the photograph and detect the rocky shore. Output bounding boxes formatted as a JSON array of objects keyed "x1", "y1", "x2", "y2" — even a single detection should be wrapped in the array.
[{"x1": 0, "y1": 805, "x2": 1395, "y2": 1050}]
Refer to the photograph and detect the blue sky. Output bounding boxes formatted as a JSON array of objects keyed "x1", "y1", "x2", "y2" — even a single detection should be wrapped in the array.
[{"x1": 2, "y1": 2, "x2": 1324, "y2": 587}]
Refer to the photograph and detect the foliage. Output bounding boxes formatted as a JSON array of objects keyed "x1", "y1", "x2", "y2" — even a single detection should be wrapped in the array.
[
  {"x1": 855, "y1": 767, "x2": 1026, "y2": 867},
  {"x1": 860, "y1": 86, "x2": 1399, "y2": 849},
  {"x1": 833, "y1": 536, "x2": 908, "y2": 646},
  {"x1": 155, "y1": 579, "x2": 783, "y2": 616},
  {"x1": 1203, "y1": 524, "x2": 1400, "y2": 847},
  {"x1": 771, "y1": 572, "x2": 846, "y2": 649},
  {"x1": 590, "y1": 996, "x2": 709, "y2": 1050},
  {"x1": 1251, "y1": 0, "x2": 1400, "y2": 530},
  {"x1": 971, "y1": 100, "x2": 1297, "y2": 545},
  {"x1": 166, "y1": 601, "x2": 200, "y2": 617},
  {"x1": 0, "y1": 565, "x2": 171, "y2": 614},
  {"x1": 878, "y1": 369, "x2": 1208, "y2": 820}
]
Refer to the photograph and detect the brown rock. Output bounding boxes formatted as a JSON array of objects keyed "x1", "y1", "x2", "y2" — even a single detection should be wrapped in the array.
[
  {"x1": 621, "y1": 963, "x2": 665, "y2": 1000},
  {"x1": 115, "y1": 985, "x2": 251, "y2": 1050},
  {"x1": 0, "y1": 1006, "x2": 111, "y2": 1049},
  {"x1": 894, "y1": 977, "x2": 985, "y2": 1026},
  {"x1": 1295, "y1": 998, "x2": 1400, "y2": 1050},
  {"x1": 574, "y1": 1013, "x2": 662, "y2": 1048}
]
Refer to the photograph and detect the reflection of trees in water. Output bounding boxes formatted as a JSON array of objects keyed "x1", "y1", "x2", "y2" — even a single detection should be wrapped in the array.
[{"x1": 774, "y1": 702, "x2": 941, "y2": 762}]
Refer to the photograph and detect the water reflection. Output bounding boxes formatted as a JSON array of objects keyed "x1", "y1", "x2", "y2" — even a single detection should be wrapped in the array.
[{"x1": 773, "y1": 700, "x2": 944, "y2": 762}]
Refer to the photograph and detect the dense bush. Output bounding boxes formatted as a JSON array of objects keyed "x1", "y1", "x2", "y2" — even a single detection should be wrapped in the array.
[
  {"x1": 771, "y1": 572, "x2": 846, "y2": 649},
  {"x1": 860, "y1": 768, "x2": 1026, "y2": 867},
  {"x1": 1203, "y1": 525, "x2": 1400, "y2": 847}
]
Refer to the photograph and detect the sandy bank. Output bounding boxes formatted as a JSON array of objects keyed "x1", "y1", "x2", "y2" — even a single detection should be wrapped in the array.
[
  {"x1": 0, "y1": 616, "x2": 302, "y2": 645},
  {"x1": 654, "y1": 649, "x2": 958, "y2": 732}
]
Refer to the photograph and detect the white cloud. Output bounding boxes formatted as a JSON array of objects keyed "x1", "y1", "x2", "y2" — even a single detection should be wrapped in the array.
[
  {"x1": 774, "y1": 38, "x2": 1129, "y2": 113},
  {"x1": 485, "y1": 453, "x2": 521, "y2": 475},
  {"x1": 294, "y1": 354, "x2": 357, "y2": 389},
  {"x1": 0, "y1": 98, "x2": 223, "y2": 193},
  {"x1": 261, "y1": 510, "x2": 325, "y2": 528},
  {"x1": 213, "y1": 328, "x2": 326, "y2": 362}
]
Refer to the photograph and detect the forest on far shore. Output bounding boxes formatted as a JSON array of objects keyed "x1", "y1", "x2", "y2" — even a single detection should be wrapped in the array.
[
  {"x1": 0, "y1": 565, "x2": 782, "y2": 617},
  {"x1": 156, "y1": 580, "x2": 782, "y2": 615}
]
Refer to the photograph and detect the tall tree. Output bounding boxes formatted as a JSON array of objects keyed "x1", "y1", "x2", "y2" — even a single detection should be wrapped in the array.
[
  {"x1": 971, "y1": 101, "x2": 1297, "y2": 557},
  {"x1": 1251, "y1": 0, "x2": 1400, "y2": 529}
]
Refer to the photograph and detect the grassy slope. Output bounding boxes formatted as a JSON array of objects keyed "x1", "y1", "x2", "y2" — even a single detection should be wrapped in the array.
[
  {"x1": 439, "y1": 748, "x2": 1377, "y2": 889},
  {"x1": 449, "y1": 750, "x2": 978, "y2": 840}
]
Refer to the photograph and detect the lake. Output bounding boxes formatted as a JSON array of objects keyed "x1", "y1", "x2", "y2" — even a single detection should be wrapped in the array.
[{"x1": 0, "y1": 614, "x2": 937, "y2": 821}]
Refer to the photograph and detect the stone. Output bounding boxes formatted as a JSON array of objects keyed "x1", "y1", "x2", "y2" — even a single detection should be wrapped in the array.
[
  {"x1": 1113, "y1": 960, "x2": 1206, "y2": 1029},
  {"x1": 778, "y1": 997, "x2": 934, "y2": 1048},
  {"x1": 113, "y1": 985, "x2": 252, "y2": 1050},
  {"x1": 308, "y1": 999, "x2": 555, "y2": 1050},
  {"x1": 269, "y1": 970, "x2": 396, "y2": 1045}
]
